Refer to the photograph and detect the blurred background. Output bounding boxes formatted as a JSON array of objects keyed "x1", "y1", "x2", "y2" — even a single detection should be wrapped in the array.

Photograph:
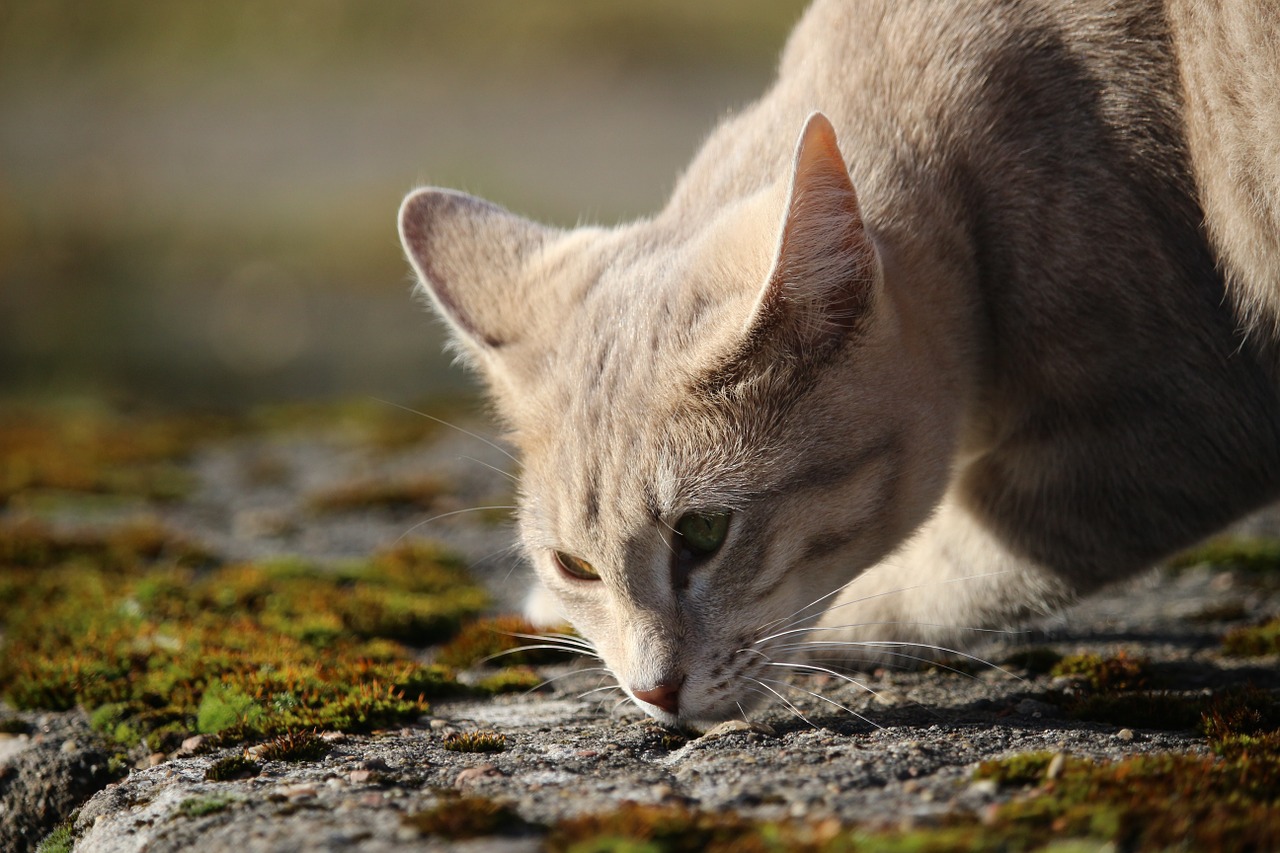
[{"x1": 0, "y1": 1, "x2": 807, "y2": 410}]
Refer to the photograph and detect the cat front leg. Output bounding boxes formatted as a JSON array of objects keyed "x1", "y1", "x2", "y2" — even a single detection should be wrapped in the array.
[{"x1": 799, "y1": 494, "x2": 1073, "y2": 669}]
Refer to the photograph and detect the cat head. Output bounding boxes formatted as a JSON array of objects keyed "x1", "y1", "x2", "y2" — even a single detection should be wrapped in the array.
[{"x1": 399, "y1": 113, "x2": 955, "y2": 727}]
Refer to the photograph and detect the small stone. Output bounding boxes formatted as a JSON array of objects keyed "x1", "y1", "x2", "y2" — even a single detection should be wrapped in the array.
[
  {"x1": 1116, "y1": 728, "x2": 1135, "y2": 742},
  {"x1": 1046, "y1": 752, "x2": 1067, "y2": 781},
  {"x1": 326, "y1": 776, "x2": 346, "y2": 789},
  {"x1": 575, "y1": 749, "x2": 600, "y2": 759},
  {"x1": 283, "y1": 784, "x2": 318, "y2": 800},
  {"x1": 349, "y1": 769, "x2": 375, "y2": 784},
  {"x1": 454, "y1": 763, "x2": 503, "y2": 788},
  {"x1": 148, "y1": 752, "x2": 166, "y2": 767},
  {"x1": 59, "y1": 739, "x2": 78, "y2": 754},
  {"x1": 356, "y1": 758, "x2": 391, "y2": 772},
  {"x1": 320, "y1": 731, "x2": 347, "y2": 743},
  {"x1": 180, "y1": 735, "x2": 206, "y2": 754},
  {"x1": 428, "y1": 719, "x2": 450, "y2": 730},
  {"x1": 969, "y1": 779, "x2": 998, "y2": 797},
  {"x1": 873, "y1": 689, "x2": 906, "y2": 707},
  {"x1": 699, "y1": 720, "x2": 776, "y2": 740}
]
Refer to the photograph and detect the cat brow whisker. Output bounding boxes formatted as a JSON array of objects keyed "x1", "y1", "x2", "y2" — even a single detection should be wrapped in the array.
[
  {"x1": 508, "y1": 631, "x2": 600, "y2": 655},
  {"x1": 477, "y1": 643, "x2": 601, "y2": 666},
  {"x1": 797, "y1": 646, "x2": 982, "y2": 677},
  {"x1": 371, "y1": 397, "x2": 519, "y2": 464},
  {"x1": 394, "y1": 506, "x2": 517, "y2": 545}
]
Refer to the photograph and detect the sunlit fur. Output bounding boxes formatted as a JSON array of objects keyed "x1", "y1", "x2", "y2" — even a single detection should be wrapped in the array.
[{"x1": 400, "y1": 0, "x2": 1280, "y2": 728}]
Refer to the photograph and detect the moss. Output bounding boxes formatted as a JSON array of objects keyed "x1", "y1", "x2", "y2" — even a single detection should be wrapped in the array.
[
  {"x1": 1200, "y1": 685, "x2": 1280, "y2": 747},
  {"x1": 204, "y1": 752, "x2": 261, "y2": 781},
  {"x1": 403, "y1": 796, "x2": 530, "y2": 839},
  {"x1": 0, "y1": 716, "x2": 30, "y2": 734},
  {"x1": 1049, "y1": 651, "x2": 1148, "y2": 692},
  {"x1": 1000, "y1": 647, "x2": 1063, "y2": 675},
  {"x1": 436, "y1": 615, "x2": 580, "y2": 668},
  {"x1": 442, "y1": 730, "x2": 508, "y2": 753},
  {"x1": 1222, "y1": 617, "x2": 1280, "y2": 656},
  {"x1": 547, "y1": 803, "x2": 840, "y2": 853},
  {"x1": 475, "y1": 667, "x2": 544, "y2": 695},
  {"x1": 0, "y1": 404, "x2": 231, "y2": 507},
  {"x1": 306, "y1": 474, "x2": 449, "y2": 514},
  {"x1": 1169, "y1": 537, "x2": 1280, "y2": 574},
  {"x1": 176, "y1": 795, "x2": 234, "y2": 818},
  {"x1": 252, "y1": 729, "x2": 329, "y2": 762},
  {"x1": 973, "y1": 751, "x2": 1057, "y2": 787},
  {"x1": 1066, "y1": 691, "x2": 1204, "y2": 731},
  {"x1": 0, "y1": 528, "x2": 483, "y2": 750},
  {"x1": 34, "y1": 821, "x2": 75, "y2": 853}
]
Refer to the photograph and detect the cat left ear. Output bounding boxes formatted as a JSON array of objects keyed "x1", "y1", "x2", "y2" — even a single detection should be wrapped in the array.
[{"x1": 738, "y1": 112, "x2": 878, "y2": 366}]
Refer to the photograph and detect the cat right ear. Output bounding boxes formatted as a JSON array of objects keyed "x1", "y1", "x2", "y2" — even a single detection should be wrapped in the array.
[
  {"x1": 398, "y1": 188, "x2": 554, "y2": 355},
  {"x1": 719, "y1": 112, "x2": 879, "y2": 385}
]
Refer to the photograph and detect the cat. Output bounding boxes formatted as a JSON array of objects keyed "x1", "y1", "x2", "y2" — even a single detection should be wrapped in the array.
[{"x1": 398, "y1": 0, "x2": 1280, "y2": 728}]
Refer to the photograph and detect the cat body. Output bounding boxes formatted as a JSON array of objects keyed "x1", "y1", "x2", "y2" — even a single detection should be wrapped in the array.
[{"x1": 400, "y1": 0, "x2": 1280, "y2": 727}]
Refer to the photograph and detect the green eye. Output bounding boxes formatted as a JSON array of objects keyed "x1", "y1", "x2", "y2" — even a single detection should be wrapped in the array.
[
  {"x1": 554, "y1": 551, "x2": 600, "y2": 581},
  {"x1": 675, "y1": 511, "x2": 731, "y2": 557}
]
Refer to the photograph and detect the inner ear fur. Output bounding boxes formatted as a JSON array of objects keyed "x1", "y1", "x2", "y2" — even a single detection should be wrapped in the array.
[
  {"x1": 398, "y1": 187, "x2": 555, "y2": 352},
  {"x1": 704, "y1": 112, "x2": 879, "y2": 393}
]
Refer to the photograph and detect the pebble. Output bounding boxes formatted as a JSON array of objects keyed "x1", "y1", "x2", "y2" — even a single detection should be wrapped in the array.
[
  {"x1": 1116, "y1": 728, "x2": 1135, "y2": 742},
  {"x1": 179, "y1": 735, "x2": 206, "y2": 754},
  {"x1": 699, "y1": 720, "x2": 776, "y2": 741},
  {"x1": 348, "y1": 770, "x2": 375, "y2": 785},
  {"x1": 1046, "y1": 752, "x2": 1067, "y2": 781},
  {"x1": 454, "y1": 763, "x2": 503, "y2": 788}
]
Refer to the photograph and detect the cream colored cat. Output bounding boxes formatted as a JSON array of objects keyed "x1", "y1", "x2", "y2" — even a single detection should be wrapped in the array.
[{"x1": 399, "y1": 0, "x2": 1280, "y2": 727}]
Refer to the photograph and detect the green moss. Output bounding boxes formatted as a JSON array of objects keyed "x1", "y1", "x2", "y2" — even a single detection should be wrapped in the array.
[
  {"x1": 252, "y1": 729, "x2": 329, "y2": 762},
  {"x1": 1169, "y1": 538, "x2": 1280, "y2": 574},
  {"x1": 0, "y1": 404, "x2": 230, "y2": 507},
  {"x1": 442, "y1": 730, "x2": 508, "y2": 753},
  {"x1": 436, "y1": 615, "x2": 580, "y2": 669},
  {"x1": 973, "y1": 751, "x2": 1057, "y2": 787},
  {"x1": 34, "y1": 821, "x2": 75, "y2": 853},
  {"x1": 1223, "y1": 617, "x2": 1280, "y2": 656},
  {"x1": 306, "y1": 475, "x2": 449, "y2": 514},
  {"x1": 204, "y1": 752, "x2": 261, "y2": 781},
  {"x1": 0, "y1": 528, "x2": 483, "y2": 750},
  {"x1": 475, "y1": 667, "x2": 544, "y2": 695},
  {"x1": 1200, "y1": 685, "x2": 1280, "y2": 747},
  {"x1": 1066, "y1": 691, "x2": 1204, "y2": 731},
  {"x1": 403, "y1": 796, "x2": 530, "y2": 840},
  {"x1": 1050, "y1": 651, "x2": 1148, "y2": 691},
  {"x1": 177, "y1": 795, "x2": 234, "y2": 819}
]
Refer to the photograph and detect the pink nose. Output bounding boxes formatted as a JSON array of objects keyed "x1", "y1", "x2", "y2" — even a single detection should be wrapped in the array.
[{"x1": 632, "y1": 679, "x2": 683, "y2": 715}]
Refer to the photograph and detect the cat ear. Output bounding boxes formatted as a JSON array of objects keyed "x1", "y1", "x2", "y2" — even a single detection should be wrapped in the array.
[
  {"x1": 729, "y1": 112, "x2": 878, "y2": 378},
  {"x1": 398, "y1": 187, "x2": 555, "y2": 353}
]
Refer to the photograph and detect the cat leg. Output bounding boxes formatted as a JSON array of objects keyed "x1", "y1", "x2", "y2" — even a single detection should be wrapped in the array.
[{"x1": 806, "y1": 495, "x2": 1073, "y2": 667}]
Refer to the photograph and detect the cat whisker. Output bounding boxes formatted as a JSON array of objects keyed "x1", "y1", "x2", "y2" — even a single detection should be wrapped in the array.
[
  {"x1": 755, "y1": 619, "x2": 1023, "y2": 649},
  {"x1": 770, "y1": 639, "x2": 1020, "y2": 681},
  {"x1": 508, "y1": 631, "x2": 601, "y2": 655},
  {"x1": 393, "y1": 505, "x2": 517, "y2": 545},
  {"x1": 747, "y1": 677, "x2": 817, "y2": 728},
  {"x1": 759, "y1": 673, "x2": 883, "y2": 730},
  {"x1": 756, "y1": 570, "x2": 1015, "y2": 642},
  {"x1": 371, "y1": 397, "x2": 518, "y2": 464},
  {"x1": 458, "y1": 454, "x2": 518, "y2": 483},
  {"x1": 477, "y1": 642, "x2": 601, "y2": 666}
]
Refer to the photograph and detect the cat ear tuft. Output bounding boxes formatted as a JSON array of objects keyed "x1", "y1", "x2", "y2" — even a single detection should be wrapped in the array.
[
  {"x1": 734, "y1": 112, "x2": 878, "y2": 373},
  {"x1": 398, "y1": 188, "x2": 553, "y2": 352}
]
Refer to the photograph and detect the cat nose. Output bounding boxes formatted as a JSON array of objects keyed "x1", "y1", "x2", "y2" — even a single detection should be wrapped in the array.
[{"x1": 632, "y1": 678, "x2": 683, "y2": 715}]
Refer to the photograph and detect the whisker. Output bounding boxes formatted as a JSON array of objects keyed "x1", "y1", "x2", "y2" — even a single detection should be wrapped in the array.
[
  {"x1": 746, "y1": 677, "x2": 816, "y2": 728},
  {"x1": 371, "y1": 397, "x2": 518, "y2": 464},
  {"x1": 394, "y1": 505, "x2": 517, "y2": 545},
  {"x1": 773, "y1": 640, "x2": 1021, "y2": 681},
  {"x1": 458, "y1": 454, "x2": 518, "y2": 483},
  {"x1": 758, "y1": 675, "x2": 883, "y2": 730},
  {"x1": 760, "y1": 570, "x2": 1015, "y2": 640},
  {"x1": 477, "y1": 643, "x2": 601, "y2": 665}
]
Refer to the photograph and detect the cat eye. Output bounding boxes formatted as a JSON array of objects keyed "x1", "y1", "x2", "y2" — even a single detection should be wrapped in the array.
[
  {"x1": 675, "y1": 511, "x2": 731, "y2": 558},
  {"x1": 554, "y1": 551, "x2": 601, "y2": 581}
]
